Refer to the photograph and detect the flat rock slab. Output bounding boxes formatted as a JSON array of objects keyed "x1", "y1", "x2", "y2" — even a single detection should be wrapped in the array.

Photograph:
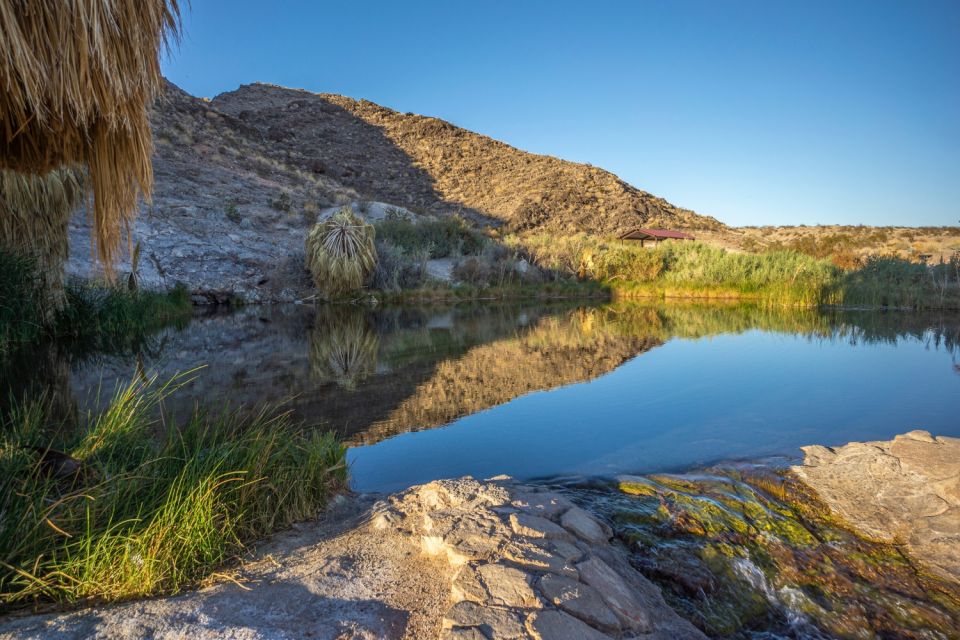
[
  {"x1": 0, "y1": 478, "x2": 705, "y2": 639},
  {"x1": 793, "y1": 430, "x2": 960, "y2": 584}
]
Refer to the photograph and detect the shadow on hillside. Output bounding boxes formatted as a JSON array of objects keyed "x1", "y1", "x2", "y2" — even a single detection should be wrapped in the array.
[{"x1": 212, "y1": 85, "x2": 493, "y2": 225}]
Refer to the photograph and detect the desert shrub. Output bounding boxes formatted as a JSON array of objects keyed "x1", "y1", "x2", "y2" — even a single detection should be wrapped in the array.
[
  {"x1": 305, "y1": 207, "x2": 377, "y2": 295},
  {"x1": 453, "y1": 256, "x2": 493, "y2": 286},
  {"x1": 374, "y1": 216, "x2": 485, "y2": 258},
  {"x1": 370, "y1": 239, "x2": 428, "y2": 292}
]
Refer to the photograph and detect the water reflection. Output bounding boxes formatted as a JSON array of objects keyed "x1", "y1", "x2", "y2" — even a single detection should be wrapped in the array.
[{"x1": 1, "y1": 302, "x2": 958, "y2": 486}]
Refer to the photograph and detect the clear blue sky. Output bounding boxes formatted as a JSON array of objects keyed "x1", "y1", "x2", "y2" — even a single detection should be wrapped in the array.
[{"x1": 162, "y1": 1, "x2": 959, "y2": 227}]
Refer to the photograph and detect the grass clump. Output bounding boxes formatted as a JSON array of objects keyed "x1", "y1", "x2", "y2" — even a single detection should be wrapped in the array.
[
  {"x1": 306, "y1": 207, "x2": 377, "y2": 296},
  {"x1": 0, "y1": 374, "x2": 346, "y2": 608}
]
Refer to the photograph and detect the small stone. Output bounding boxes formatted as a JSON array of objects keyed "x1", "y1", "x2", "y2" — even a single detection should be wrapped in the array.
[
  {"x1": 526, "y1": 610, "x2": 614, "y2": 640},
  {"x1": 452, "y1": 565, "x2": 489, "y2": 604},
  {"x1": 544, "y1": 540, "x2": 585, "y2": 563},
  {"x1": 576, "y1": 557, "x2": 651, "y2": 631},
  {"x1": 538, "y1": 574, "x2": 620, "y2": 631},
  {"x1": 477, "y1": 563, "x2": 540, "y2": 608},
  {"x1": 560, "y1": 507, "x2": 610, "y2": 544},
  {"x1": 443, "y1": 601, "x2": 526, "y2": 638},
  {"x1": 509, "y1": 513, "x2": 570, "y2": 540},
  {"x1": 502, "y1": 542, "x2": 579, "y2": 578}
]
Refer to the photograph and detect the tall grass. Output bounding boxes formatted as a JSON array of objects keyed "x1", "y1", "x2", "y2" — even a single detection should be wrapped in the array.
[
  {"x1": 0, "y1": 375, "x2": 346, "y2": 608},
  {"x1": 515, "y1": 234, "x2": 960, "y2": 309},
  {"x1": 0, "y1": 248, "x2": 192, "y2": 356},
  {"x1": 516, "y1": 235, "x2": 840, "y2": 306}
]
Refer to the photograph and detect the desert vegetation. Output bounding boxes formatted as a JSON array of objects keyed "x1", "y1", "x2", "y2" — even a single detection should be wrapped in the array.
[{"x1": 0, "y1": 375, "x2": 346, "y2": 608}]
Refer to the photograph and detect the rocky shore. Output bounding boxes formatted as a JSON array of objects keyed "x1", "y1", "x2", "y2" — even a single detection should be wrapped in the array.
[{"x1": 1, "y1": 432, "x2": 958, "y2": 639}]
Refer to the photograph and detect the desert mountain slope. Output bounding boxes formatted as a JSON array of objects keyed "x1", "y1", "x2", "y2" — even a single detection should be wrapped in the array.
[{"x1": 211, "y1": 83, "x2": 723, "y2": 235}]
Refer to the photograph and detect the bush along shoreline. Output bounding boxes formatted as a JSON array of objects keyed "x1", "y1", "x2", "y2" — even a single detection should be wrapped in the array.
[
  {"x1": 0, "y1": 374, "x2": 347, "y2": 611},
  {"x1": 1, "y1": 249, "x2": 194, "y2": 357}
]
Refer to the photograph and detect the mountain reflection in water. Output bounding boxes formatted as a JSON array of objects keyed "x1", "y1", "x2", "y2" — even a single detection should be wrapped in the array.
[{"x1": 2, "y1": 302, "x2": 958, "y2": 492}]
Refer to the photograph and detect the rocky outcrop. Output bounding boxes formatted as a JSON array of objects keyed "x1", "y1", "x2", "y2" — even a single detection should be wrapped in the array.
[
  {"x1": 793, "y1": 430, "x2": 960, "y2": 584},
  {"x1": 0, "y1": 478, "x2": 703, "y2": 639}
]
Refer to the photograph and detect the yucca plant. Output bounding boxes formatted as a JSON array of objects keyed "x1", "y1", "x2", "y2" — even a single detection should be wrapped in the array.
[
  {"x1": 305, "y1": 207, "x2": 377, "y2": 295},
  {"x1": 309, "y1": 306, "x2": 380, "y2": 389}
]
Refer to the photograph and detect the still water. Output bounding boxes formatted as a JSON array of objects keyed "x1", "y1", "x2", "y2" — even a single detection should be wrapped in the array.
[{"x1": 5, "y1": 302, "x2": 959, "y2": 493}]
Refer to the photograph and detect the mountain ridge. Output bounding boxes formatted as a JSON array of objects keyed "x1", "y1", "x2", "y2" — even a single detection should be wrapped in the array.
[{"x1": 209, "y1": 81, "x2": 725, "y2": 235}]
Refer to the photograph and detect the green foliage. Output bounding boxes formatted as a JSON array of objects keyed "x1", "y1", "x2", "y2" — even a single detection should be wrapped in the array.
[
  {"x1": 224, "y1": 199, "x2": 241, "y2": 223},
  {"x1": 55, "y1": 282, "x2": 192, "y2": 348},
  {"x1": 270, "y1": 191, "x2": 292, "y2": 213},
  {"x1": 370, "y1": 239, "x2": 428, "y2": 292},
  {"x1": 1, "y1": 249, "x2": 192, "y2": 355},
  {"x1": 374, "y1": 215, "x2": 486, "y2": 259},
  {"x1": 0, "y1": 251, "x2": 42, "y2": 352},
  {"x1": 305, "y1": 207, "x2": 378, "y2": 295},
  {"x1": 0, "y1": 375, "x2": 346, "y2": 607}
]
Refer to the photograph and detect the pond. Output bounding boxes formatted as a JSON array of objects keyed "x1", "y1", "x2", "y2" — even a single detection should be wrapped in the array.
[{"x1": 4, "y1": 301, "x2": 958, "y2": 493}]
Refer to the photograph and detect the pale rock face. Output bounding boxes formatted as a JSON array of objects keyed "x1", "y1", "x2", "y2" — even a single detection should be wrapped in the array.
[
  {"x1": 793, "y1": 430, "x2": 960, "y2": 584},
  {"x1": 0, "y1": 476, "x2": 706, "y2": 640}
]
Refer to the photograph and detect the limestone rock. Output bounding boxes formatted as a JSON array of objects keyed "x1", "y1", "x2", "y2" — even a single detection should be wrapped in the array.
[
  {"x1": 560, "y1": 506, "x2": 610, "y2": 544},
  {"x1": 793, "y1": 431, "x2": 960, "y2": 583},
  {"x1": 537, "y1": 574, "x2": 620, "y2": 632}
]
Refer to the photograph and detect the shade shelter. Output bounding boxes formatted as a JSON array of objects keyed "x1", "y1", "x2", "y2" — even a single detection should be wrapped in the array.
[{"x1": 618, "y1": 228, "x2": 695, "y2": 247}]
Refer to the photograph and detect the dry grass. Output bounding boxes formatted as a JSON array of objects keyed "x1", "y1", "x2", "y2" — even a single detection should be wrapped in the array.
[
  {"x1": 735, "y1": 225, "x2": 960, "y2": 266},
  {"x1": 0, "y1": 0, "x2": 180, "y2": 270}
]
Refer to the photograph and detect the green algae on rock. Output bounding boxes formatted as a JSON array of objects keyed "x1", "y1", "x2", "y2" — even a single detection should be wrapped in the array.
[{"x1": 582, "y1": 465, "x2": 960, "y2": 639}]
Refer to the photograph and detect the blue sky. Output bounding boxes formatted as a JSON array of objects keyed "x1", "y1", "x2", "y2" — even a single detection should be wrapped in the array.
[{"x1": 162, "y1": 1, "x2": 959, "y2": 227}]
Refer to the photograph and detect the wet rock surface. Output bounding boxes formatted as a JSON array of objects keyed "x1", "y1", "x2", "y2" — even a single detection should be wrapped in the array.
[
  {"x1": 793, "y1": 430, "x2": 960, "y2": 584},
  {"x1": 0, "y1": 478, "x2": 704, "y2": 639},
  {"x1": 585, "y1": 451, "x2": 960, "y2": 639}
]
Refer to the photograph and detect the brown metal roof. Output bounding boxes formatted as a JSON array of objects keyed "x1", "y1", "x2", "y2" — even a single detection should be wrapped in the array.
[{"x1": 618, "y1": 228, "x2": 696, "y2": 241}]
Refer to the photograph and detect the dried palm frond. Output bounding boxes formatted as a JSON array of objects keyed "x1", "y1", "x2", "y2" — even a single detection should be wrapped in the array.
[
  {"x1": 0, "y1": 166, "x2": 87, "y2": 315},
  {"x1": 305, "y1": 207, "x2": 377, "y2": 295},
  {"x1": 0, "y1": 1, "x2": 181, "y2": 271},
  {"x1": 309, "y1": 307, "x2": 380, "y2": 390}
]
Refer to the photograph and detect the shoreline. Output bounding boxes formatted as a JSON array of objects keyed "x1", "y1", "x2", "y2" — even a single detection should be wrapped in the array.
[{"x1": 2, "y1": 432, "x2": 957, "y2": 639}]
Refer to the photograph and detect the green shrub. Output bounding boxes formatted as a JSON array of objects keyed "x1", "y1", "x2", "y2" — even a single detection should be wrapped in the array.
[
  {"x1": 0, "y1": 375, "x2": 346, "y2": 607},
  {"x1": 370, "y1": 239, "x2": 428, "y2": 292},
  {"x1": 374, "y1": 216, "x2": 485, "y2": 259}
]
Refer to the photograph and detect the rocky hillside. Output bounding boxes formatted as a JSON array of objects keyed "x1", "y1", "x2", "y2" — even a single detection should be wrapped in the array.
[
  {"x1": 211, "y1": 83, "x2": 723, "y2": 235},
  {"x1": 65, "y1": 80, "x2": 721, "y2": 301}
]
